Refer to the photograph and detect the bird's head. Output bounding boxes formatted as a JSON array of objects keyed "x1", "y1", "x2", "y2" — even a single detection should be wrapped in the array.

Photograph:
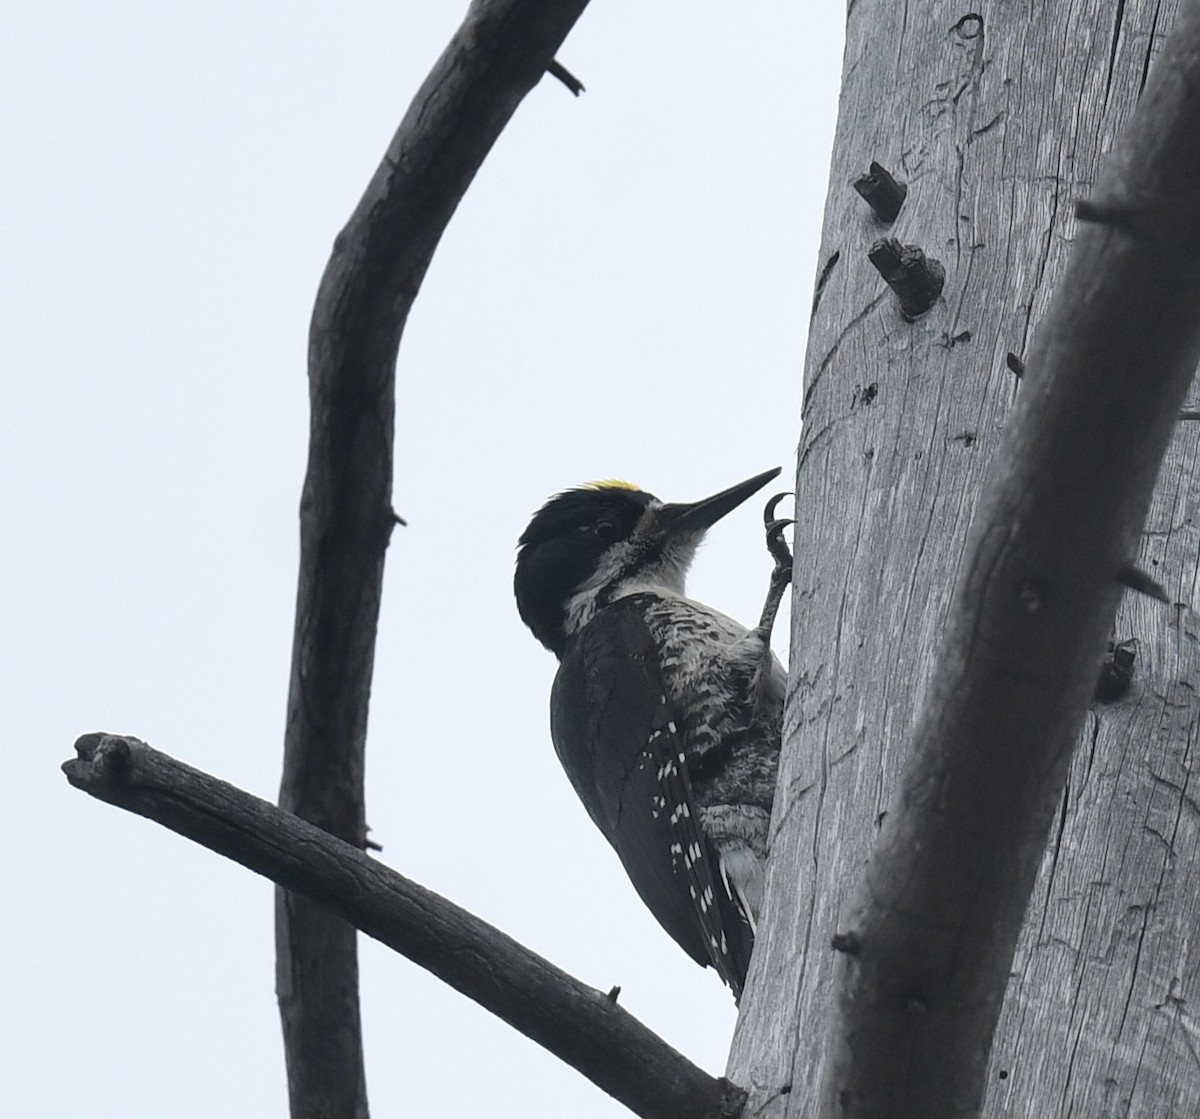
[{"x1": 514, "y1": 467, "x2": 780, "y2": 657}]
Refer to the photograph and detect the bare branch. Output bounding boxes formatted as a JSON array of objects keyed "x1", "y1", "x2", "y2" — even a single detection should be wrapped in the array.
[
  {"x1": 64, "y1": 734, "x2": 745, "y2": 1119},
  {"x1": 280, "y1": 2, "x2": 592, "y2": 1113},
  {"x1": 824, "y1": 2, "x2": 1200, "y2": 1114}
]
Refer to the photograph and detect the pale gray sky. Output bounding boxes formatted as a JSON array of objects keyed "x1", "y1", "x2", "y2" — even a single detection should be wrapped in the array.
[{"x1": 4, "y1": 3, "x2": 842, "y2": 1115}]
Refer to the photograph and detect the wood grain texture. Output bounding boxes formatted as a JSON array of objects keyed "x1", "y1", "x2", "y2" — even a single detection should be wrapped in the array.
[{"x1": 730, "y1": 1, "x2": 1200, "y2": 1115}]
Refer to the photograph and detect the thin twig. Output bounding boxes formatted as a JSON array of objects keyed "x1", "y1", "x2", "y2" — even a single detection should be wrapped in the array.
[{"x1": 548, "y1": 58, "x2": 586, "y2": 95}]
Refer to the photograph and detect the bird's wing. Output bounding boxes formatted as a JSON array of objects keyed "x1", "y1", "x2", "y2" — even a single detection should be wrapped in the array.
[{"x1": 550, "y1": 596, "x2": 752, "y2": 995}]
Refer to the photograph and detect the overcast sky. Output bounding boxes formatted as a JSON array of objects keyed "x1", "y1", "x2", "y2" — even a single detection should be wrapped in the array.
[{"x1": 4, "y1": 4, "x2": 842, "y2": 1115}]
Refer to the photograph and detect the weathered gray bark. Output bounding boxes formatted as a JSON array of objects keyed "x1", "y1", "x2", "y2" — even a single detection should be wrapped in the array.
[{"x1": 731, "y1": 1, "x2": 1200, "y2": 1115}]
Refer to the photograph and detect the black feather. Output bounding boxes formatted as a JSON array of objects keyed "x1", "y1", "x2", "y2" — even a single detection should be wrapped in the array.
[{"x1": 550, "y1": 597, "x2": 754, "y2": 995}]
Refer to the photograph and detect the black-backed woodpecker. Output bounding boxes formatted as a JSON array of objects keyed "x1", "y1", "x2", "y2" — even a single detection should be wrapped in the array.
[{"x1": 514, "y1": 467, "x2": 792, "y2": 999}]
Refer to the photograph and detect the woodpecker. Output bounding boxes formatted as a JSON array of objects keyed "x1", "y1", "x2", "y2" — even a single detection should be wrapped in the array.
[{"x1": 514, "y1": 467, "x2": 791, "y2": 998}]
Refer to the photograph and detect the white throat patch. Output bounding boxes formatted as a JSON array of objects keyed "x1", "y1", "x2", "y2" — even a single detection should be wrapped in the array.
[{"x1": 562, "y1": 504, "x2": 701, "y2": 638}]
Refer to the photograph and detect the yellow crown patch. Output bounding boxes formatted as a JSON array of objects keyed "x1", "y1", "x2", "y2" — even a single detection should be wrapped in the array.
[{"x1": 582, "y1": 479, "x2": 642, "y2": 492}]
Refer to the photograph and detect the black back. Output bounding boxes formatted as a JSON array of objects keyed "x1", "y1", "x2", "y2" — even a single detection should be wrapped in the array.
[{"x1": 550, "y1": 595, "x2": 754, "y2": 994}]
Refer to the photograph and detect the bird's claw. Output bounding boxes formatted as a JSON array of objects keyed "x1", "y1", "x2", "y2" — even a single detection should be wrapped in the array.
[
  {"x1": 754, "y1": 494, "x2": 794, "y2": 636},
  {"x1": 763, "y1": 493, "x2": 795, "y2": 572},
  {"x1": 764, "y1": 491, "x2": 792, "y2": 527},
  {"x1": 766, "y1": 519, "x2": 795, "y2": 569}
]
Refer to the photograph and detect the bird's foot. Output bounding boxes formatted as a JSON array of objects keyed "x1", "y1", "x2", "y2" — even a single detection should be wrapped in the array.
[
  {"x1": 758, "y1": 493, "x2": 794, "y2": 634},
  {"x1": 764, "y1": 492, "x2": 794, "y2": 570}
]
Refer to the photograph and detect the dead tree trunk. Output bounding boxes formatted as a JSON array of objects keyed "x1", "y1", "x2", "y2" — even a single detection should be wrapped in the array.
[{"x1": 730, "y1": 1, "x2": 1200, "y2": 1115}]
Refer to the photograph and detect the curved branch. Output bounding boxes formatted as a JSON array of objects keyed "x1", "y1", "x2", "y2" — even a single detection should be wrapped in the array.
[
  {"x1": 64, "y1": 734, "x2": 745, "y2": 1119},
  {"x1": 280, "y1": 2, "x2": 592, "y2": 1114},
  {"x1": 825, "y1": 3, "x2": 1200, "y2": 1115}
]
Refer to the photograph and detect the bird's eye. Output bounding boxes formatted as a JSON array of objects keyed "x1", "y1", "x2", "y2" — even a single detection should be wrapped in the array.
[{"x1": 594, "y1": 520, "x2": 619, "y2": 543}]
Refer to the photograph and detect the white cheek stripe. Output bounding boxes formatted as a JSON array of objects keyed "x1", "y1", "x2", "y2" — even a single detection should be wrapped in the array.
[{"x1": 561, "y1": 532, "x2": 701, "y2": 639}]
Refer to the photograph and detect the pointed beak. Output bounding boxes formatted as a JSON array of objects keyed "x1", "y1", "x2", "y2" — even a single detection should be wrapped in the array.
[{"x1": 655, "y1": 466, "x2": 782, "y2": 537}]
